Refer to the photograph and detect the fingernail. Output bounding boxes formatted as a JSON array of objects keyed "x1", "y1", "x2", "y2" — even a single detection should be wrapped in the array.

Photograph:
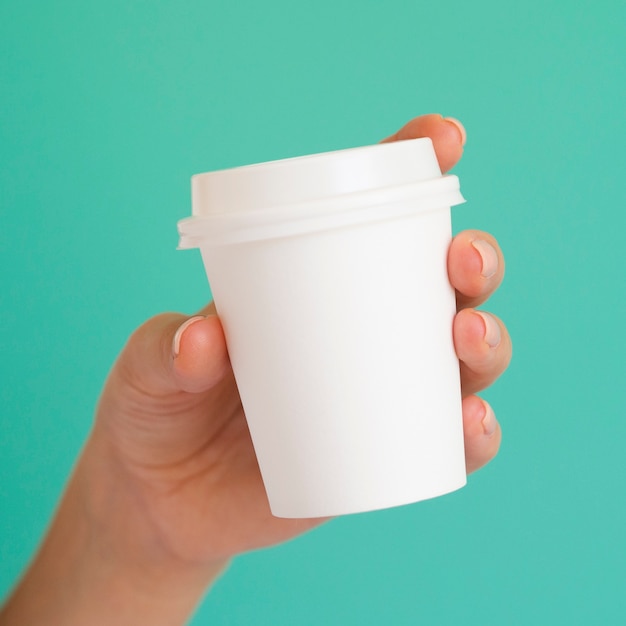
[
  {"x1": 476, "y1": 311, "x2": 501, "y2": 348},
  {"x1": 481, "y1": 402, "x2": 497, "y2": 436},
  {"x1": 172, "y1": 316, "x2": 206, "y2": 358},
  {"x1": 444, "y1": 117, "x2": 467, "y2": 146},
  {"x1": 471, "y1": 239, "x2": 498, "y2": 279}
]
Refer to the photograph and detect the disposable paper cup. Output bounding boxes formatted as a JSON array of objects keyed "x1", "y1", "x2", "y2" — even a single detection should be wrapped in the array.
[{"x1": 178, "y1": 138, "x2": 467, "y2": 518}]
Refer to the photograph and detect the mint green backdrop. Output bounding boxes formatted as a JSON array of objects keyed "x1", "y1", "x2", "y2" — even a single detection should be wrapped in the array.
[{"x1": 1, "y1": 1, "x2": 624, "y2": 624}]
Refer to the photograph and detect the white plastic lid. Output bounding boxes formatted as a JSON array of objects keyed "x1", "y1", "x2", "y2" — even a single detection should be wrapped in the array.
[{"x1": 178, "y1": 138, "x2": 464, "y2": 247}]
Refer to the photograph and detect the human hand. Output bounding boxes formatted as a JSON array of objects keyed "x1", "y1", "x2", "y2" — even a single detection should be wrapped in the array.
[
  {"x1": 88, "y1": 113, "x2": 509, "y2": 562},
  {"x1": 0, "y1": 114, "x2": 511, "y2": 626}
]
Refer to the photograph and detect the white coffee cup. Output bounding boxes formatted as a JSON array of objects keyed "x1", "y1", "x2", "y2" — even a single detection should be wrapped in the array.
[{"x1": 178, "y1": 138, "x2": 467, "y2": 518}]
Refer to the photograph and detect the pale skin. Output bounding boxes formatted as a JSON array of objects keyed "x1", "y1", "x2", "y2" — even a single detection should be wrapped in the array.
[{"x1": 0, "y1": 114, "x2": 512, "y2": 626}]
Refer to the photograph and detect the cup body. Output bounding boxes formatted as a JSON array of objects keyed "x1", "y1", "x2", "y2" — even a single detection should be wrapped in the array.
[{"x1": 179, "y1": 138, "x2": 467, "y2": 518}]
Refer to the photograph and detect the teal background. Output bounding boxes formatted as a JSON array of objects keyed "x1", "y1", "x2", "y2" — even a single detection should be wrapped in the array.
[{"x1": 1, "y1": 0, "x2": 624, "y2": 624}]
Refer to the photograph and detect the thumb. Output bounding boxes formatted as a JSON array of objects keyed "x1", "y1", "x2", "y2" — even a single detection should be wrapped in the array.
[
  {"x1": 96, "y1": 311, "x2": 232, "y2": 469},
  {"x1": 117, "y1": 310, "x2": 230, "y2": 397}
]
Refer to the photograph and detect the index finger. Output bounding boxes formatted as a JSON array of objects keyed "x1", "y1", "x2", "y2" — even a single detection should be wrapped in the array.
[{"x1": 380, "y1": 113, "x2": 466, "y2": 173}]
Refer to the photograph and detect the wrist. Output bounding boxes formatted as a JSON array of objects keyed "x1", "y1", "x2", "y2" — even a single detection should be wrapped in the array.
[{"x1": 1, "y1": 439, "x2": 228, "y2": 626}]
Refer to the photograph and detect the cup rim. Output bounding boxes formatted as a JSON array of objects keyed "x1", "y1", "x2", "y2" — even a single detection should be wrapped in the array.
[{"x1": 178, "y1": 175, "x2": 464, "y2": 248}]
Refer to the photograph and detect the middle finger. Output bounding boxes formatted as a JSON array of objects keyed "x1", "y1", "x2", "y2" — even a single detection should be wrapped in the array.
[{"x1": 448, "y1": 229, "x2": 505, "y2": 310}]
